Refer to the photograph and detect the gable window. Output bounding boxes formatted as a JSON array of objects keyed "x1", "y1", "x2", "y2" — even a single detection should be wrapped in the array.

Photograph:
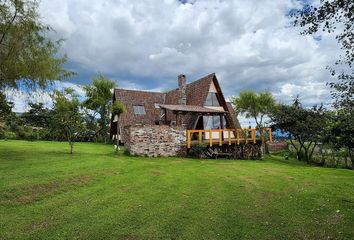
[
  {"x1": 205, "y1": 92, "x2": 221, "y2": 106},
  {"x1": 133, "y1": 105, "x2": 146, "y2": 115},
  {"x1": 203, "y1": 116, "x2": 221, "y2": 129}
]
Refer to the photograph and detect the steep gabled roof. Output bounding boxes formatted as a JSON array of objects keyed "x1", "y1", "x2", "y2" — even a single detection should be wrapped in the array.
[
  {"x1": 165, "y1": 73, "x2": 215, "y2": 106},
  {"x1": 226, "y1": 102, "x2": 241, "y2": 128}
]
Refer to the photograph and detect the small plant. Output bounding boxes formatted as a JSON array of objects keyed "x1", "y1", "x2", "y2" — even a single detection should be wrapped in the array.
[
  {"x1": 4, "y1": 131, "x2": 16, "y2": 140},
  {"x1": 189, "y1": 143, "x2": 208, "y2": 158}
]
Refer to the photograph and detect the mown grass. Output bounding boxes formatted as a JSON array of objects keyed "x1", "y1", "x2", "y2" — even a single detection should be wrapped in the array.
[{"x1": 0, "y1": 140, "x2": 354, "y2": 240}]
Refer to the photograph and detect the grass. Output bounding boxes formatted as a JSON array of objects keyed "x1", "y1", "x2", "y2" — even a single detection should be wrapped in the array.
[{"x1": 0, "y1": 140, "x2": 354, "y2": 240}]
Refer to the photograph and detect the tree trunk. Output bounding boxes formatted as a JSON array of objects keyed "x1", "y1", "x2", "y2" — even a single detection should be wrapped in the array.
[
  {"x1": 116, "y1": 117, "x2": 120, "y2": 154},
  {"x1": 309, "y1": 142, "x2": 317, "y2": 162},
  {"x1": 290, "y1": 139, "x2": 300, "y2": 160},
  {"x1": 265, "y1": 141, "x2": 269, "y2": 154},
  {"x1": 69, "y1": 141, "x2": 74, "y2": 154}
]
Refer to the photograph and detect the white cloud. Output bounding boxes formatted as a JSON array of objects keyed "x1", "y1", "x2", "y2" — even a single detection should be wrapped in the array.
[
  {"x1": 5, "y1": 82, "x2": 85, "y2": 112},
  {"x1": 11, "y1": 0, "x2": 342, "y2": 123}
]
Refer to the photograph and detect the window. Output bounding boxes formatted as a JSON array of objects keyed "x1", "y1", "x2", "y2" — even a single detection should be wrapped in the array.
[
  {"x1": 133, "y1": 105, "x2": 146, "y2": 115},
  {"x1": 205, "y1": 92, "x2": 221, "y2": 106},
  {"x1": 203, "y1": 116, "x2": 221, "y2": 129}
]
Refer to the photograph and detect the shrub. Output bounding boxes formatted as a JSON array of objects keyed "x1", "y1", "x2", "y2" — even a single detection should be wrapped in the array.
[
  {"x1": 189, "y1": 143, "x2": 208, "y2": 158},
  {"x1": 4, "y1": 131, "x2": 16, "y2": 140}
]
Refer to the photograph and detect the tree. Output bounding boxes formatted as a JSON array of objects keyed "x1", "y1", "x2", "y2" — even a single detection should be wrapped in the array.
[
  {"x1": 51, "y1": 88, "x2": 83, "y2": 154},
  {"x1": 0, "y1": 91, "x2": 13, "y2": 121},
  {"x1": 269, "y1": 98, "x2": 329, "y2": 163},
  {"x1": 83, "y1": 74, "x2": 116, "y2": 142},
  {"x1": 0, "y1": 0, "x2": 73, "y2": 89},
  {"x1": 326, "y1": 109, "x2": 354, "y2": 169},
  {"x1": 22, "y1": 102, "x2": 51, "y2": 128},
  {"x1": 111, "y1": 100, "x2": 125, "y2": 153},
  {"x1": 231, "y1": 91, "x2": 276, "y2": 128},
  {"x1": 293, "y1": 0, "x2": 353, "y2": 110},
  {"x1": 231, "y1": 91, "x2": 276, "y2": 154}
]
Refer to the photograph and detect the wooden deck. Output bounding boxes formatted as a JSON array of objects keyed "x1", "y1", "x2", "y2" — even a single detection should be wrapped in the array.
[{"x1": 187, "y1": 128, "x2": 272, "y2": 149}]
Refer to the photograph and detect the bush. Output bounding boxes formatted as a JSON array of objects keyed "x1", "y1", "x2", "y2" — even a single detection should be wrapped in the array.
[
  {"x1": 36, "y1": 128, "x2": 51, "y2": 140},
  {"x1": 4, "y1": 131, "x2": 16, "y2": 140},
  {"x1": 25, "y1": 129, "x2": 38, "y2": 141},
  {"x1": 189, "y1": 143, "x2": 208, "y2": 158},
  {"x1": 0, "y1": 128, "x2": 5, "y2": 139}
]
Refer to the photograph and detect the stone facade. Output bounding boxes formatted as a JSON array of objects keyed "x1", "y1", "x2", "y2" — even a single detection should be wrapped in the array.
[{"x1": 123, "y1": 125, "x2": 187, "y2": 157}]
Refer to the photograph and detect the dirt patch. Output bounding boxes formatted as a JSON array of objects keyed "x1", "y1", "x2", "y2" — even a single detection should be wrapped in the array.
[
  {"x1": 151, "y1": 171, "x2": 167, "y2": 176},
  {"x1": 64, "y1": 175, "x2": 93, "y2": 187},
  {"x1": 104, "y1": 169, "x2": 120, "y2": 176},
  {"x1": 117, "y1": 234, "x2": 141, "y2": 240},
  {"x1": 0, "y1": 175, "x2": 94, "y2": 206},
  {"x1": 25, "y1": 218, "x2": 55, "y2": 233},
  {"x1": 120, "y1": 187, "x2": 131, "y2": 193},
  {"x1": 0, "y1": 182, "x2": 60, "y2": 205},
  {"x1": 326, "y1": 212, "x2": 344, "y2": 225},
  {"x1": 237, "y1": 175, "x2": 260, "y2": 188}
]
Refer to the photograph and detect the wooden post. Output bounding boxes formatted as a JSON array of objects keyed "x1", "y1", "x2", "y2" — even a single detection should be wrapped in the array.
[
  {"x1": 198, "y1": 130, "x2": 202, "y2": 144},
  {"x1": 176, "y1": 112, "x2": 179, "y2": 126},
  {"x1": 219, "y1": 129, "x2": 222, "y2": 146},
  {"x1": 245, "y1": 129, "x2": 248, "y2": 144},
  {"x1": 268, "y1": 128, "x2": 273, "y2": 142},
  {"x1": 164, "y1": 109, "x2": 167, "y2": 124},
  {"x1": 237, "y1": 129, "x2": 240, "y2": 145},
  {"x1": 220, "y1": 115, "x2": 224, "y2": 129},
  {"x1": 209, "y1": 129, "x2": 212, "y2": 147},
  {"x1": 187, "y1": 130, "x2": 191, "y2": 149},
  {"x1": 228, "y1": 129, "x2": 231, "y2": 145},
  {"x1": 253, "y1": 129, "x2": 256, "y2": 144}
]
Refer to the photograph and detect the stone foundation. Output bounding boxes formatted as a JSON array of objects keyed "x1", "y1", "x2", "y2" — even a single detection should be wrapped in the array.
[
  {"x1": 123, "y1": 125, "x2": 187, "y2": 157},
  {"x1": 203, "y1": 143, "x2": 263, "y2": 159}
]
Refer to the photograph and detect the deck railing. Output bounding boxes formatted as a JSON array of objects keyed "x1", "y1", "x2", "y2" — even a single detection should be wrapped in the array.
[{"x1": 186, "y1": 128, "x2": 272, "y2": 149}]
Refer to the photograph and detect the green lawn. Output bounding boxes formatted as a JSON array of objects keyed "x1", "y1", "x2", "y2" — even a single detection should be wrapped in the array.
[{"x1": 0, "y1": 140, "x2": 354, "y2": 240}]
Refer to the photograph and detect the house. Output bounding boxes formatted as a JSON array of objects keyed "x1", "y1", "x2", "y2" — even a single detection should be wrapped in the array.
[{"x1": 110, "y1": 73, "x2": 241, "y2": 142}]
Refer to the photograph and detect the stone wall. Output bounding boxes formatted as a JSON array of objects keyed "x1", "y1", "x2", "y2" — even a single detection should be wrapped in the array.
[
  {"x1": 267, "y1": 141, "x2": 289, "y2": 152},
  {"x1": 206, "y1": 143, "x2": 263, "y2": 159},
  {"x1": 123, "y1": 125, "x2": 187, "y2": 157}
]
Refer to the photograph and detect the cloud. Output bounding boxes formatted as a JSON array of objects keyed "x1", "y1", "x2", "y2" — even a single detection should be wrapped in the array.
[
  {"x1": 5, "y1": 82, "x2": 85, "y2": 112},
  {"x1": 10, "y1": 0, "x2": 342, "y2": 125}
]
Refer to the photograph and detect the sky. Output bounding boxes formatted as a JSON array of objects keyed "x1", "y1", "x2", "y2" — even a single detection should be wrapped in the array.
[{"x1": 6, "y1": 0, "x2": 342, "y2": 126}]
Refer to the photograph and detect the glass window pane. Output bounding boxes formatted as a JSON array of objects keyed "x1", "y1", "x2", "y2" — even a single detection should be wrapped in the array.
[
  {"x1": 213, "y1": 116, "x2": 220, "y2": 129},
  {"x1": 140, "y1": 106, "x2": 146, "y2": 114},
  {"x1": 205, "y1": 93, "x2": 221, "y2": 106},
  {"x1": 212, "y1": 94, "x2": 221, "y2": 106},
  {"x1": 133, "y1": 105, "x2": 146, "y2": 115},
  {"x1": 205, "y1": 93, "x2": 213, "y2": 106},
  {"x1": 203, "y1": 116, "x2": 213, "y2": 129}
]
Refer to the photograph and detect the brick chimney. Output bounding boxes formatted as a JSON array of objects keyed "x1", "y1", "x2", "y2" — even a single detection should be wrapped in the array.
[{"x1": 178, "y1": 74, "x2": 187, "y2": 105}]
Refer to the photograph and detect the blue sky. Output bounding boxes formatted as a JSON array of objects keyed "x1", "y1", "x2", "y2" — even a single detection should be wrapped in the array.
[{"x1": 6, "y1": 0, "x2": 342, "y2": 126}]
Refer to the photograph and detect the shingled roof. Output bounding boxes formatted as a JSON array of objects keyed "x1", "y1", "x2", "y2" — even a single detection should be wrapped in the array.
[
  {"x1": 113, "y1": 89, "x2": 165, "y2": 128},
  {"x1": 165, "y1": 73, "x2": 215, "y2": 106}
]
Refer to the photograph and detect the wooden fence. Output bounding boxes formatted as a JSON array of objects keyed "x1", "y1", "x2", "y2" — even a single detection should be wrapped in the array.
[{"x1": 186, "y1": 128, "x2": 272, "y2": 149}]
